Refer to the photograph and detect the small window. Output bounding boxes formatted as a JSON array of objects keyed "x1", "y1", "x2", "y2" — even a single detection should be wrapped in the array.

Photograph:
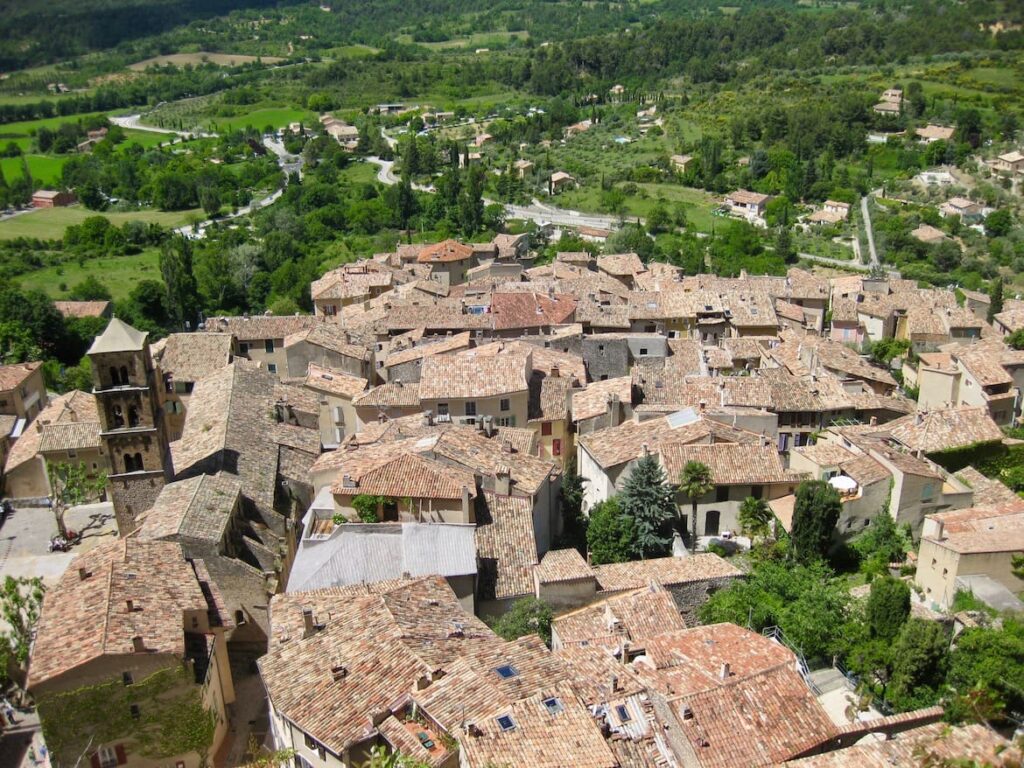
[
  {"x1": 437, "y1": 403, "x2": 449, "y2": 416},
  {"x1": 495, "y1": 664, "x2": 519, "y2": 679},
  {"x1": 541, "y1": 422, "x2": 553, "y2": 436},
  {"x1": 129, "y1": 704, "x2": 141, "y2": 720},
  {"x1": 465, "y1": 401, "x2": 477, "y2": 417},
  {"x1": 598, "y1": 345, "x2": 604, "y2": 352},
  {"x1": 500, "y1": 398, "x2": 510, "y2": 412},
  {"x1": 715, "y1": 486, "x2": 728, "y2": 503},
  {"x1": 943, "y1": 568, "x2": 948, "y2": 577},
  {"x1": 600, "y1": 374, "x2": 608, "y2": 381},
  {"x1": 238, "y1": 343, "x2": 249, "y2": 355},
  {"x1": 122, "y1": 671, "x2": 134, "y2": 686},
  {"x1": 264, "y1": 339, "x2": 275, "y2": 353},
  {"x1": 304, "y1": 733, "x2": 317, "y2": 750},
  {"x1": 639, "y1": 347, "x2": 648, "y2": 356},
  {"x1": 268, "y1": 364, "x2": 278, "y2": 374},
  {"x1": 552, "y1": 438, "x2": 562, "y2": 456},
  {"x1": 496, "y1": 714, "x2": 516, "y2": 732},
  {"x1": 615, "y1": 704, "x2": 631, "y2": 722},
  {"x1": 542, "y1": 697, "x2": 563, "y2": 715},
  {"x1": 750, "y1": 485, "x2": 763, "y2": 500}
]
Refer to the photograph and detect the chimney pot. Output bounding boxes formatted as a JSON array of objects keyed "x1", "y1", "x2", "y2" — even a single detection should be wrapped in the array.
[
  {"x1": 720, "y1": 662, "x2": 731, "y2": 679},
  {"x1": 78, "y1": 567, "x2": 89, "y2": 581}
]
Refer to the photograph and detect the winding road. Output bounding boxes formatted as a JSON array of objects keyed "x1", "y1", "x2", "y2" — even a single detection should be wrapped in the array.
[{"x1": 365, "y1": 156, "x2": 625, "y2": 231}]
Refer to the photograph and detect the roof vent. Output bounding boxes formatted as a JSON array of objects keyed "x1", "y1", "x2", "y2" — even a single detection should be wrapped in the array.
[{"x1": 331, "y1": 664, "x2": 348, "y2": 681}]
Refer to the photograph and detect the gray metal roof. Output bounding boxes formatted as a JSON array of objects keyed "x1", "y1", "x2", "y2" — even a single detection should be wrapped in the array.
[{"x1": 287, "y1": 521, "x2": 478, "y2": 592}]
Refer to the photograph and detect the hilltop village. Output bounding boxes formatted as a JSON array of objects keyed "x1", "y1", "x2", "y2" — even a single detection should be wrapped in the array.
[{"x1": 0, "y1": 234, "x2": 1022, "y2": 767}]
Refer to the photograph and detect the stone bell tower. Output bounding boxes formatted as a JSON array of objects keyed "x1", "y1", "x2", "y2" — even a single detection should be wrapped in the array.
[{"x1": 87, "y1": 318, "x2": 172, "y2": 535}]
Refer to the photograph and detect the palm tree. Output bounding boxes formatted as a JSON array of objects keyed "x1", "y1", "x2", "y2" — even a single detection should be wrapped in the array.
[
  {"x1": 738, "y1": 496, "x2": 774, "y2": 544},
  {"x1": 678, "y1": 461, "x2": 714, "y2": 553}
]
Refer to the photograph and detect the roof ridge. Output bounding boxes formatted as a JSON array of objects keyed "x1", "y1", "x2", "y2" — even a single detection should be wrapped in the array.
[{"x1": 180, "y1": 475, "x2": 207, "y2": 536}]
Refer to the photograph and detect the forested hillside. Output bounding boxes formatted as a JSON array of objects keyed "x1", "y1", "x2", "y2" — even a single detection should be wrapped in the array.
[{"x1": 0, "y1": 0, "x2": 283, "y2": 69}]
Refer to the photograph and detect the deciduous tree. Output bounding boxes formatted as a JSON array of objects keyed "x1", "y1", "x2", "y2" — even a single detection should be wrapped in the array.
[{"x1": 790, "y1": 480, "x2": 841, "y2": 563}]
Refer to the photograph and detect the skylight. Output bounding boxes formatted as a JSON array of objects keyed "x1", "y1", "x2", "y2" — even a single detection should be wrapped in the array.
[
  {"x1": 542, "y1": 697, "x2": 564, "y2": 715},
  {"x1": 615, "y1": 704, "x2": 631, "y2": 722},
  {"x1": 496, "y1": 714, "x2": 516, "y2": 731},
  {"x1": 495, "y1": 664, "x2": 519, "y2": 679}
]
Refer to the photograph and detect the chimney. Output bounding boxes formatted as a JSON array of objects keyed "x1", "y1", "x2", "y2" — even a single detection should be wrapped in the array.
[
  {"x1": 610, "y1": 674, "x2": 620, "y2": 692},
  {"x1": 132, "y1": 636, "x2": 145, "y2": 653},
  {"x1": 720, "y1": 662, "x2": 731, "y2": 680},
  {"x1": 341, "y1": 474, "x2": 357, "y2": 489},
  {"x1": 869, "y1": 416, "x2": 878, "y2": 426},
  {"x1": 423, "y1": 410, "x2": 434, "y2": 427},
  {"x1": 495, "y1": 465, "x2": 511, "y2": 496},
  {"x1": 331, "y1": 664, "x2": 348, "y2": 681},
  {"x1": 78, "y1": 567, "x2": 90, "y2": 581},
  {"x1": 550, "y1": 364, "x2": 560, "y2": 379},
  {"x1": 377, "y1": 412, "x2": 386, "y2": 424},
  {"x1": 302, "y1": 607, "x2": 317, "y2": 638},
  {"x1": 608, "y1": 393, "x2": 622, "y2": 428},
  {"x1": 641, "y1": 442, "x2": 650, "y2": 457},
  {"x1": 501, "y1": 439, "x2": 513, "y2": 454},
  {"x1": 915, "y1": 411, "x2": 925, "y2": 426}
]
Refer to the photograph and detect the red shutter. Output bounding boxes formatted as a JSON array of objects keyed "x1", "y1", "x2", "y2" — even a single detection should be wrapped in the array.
[
  {"x1": 115, "y1": 744, "x2": 127, "y2": 765},
  {"x1": 90, "y1": 754, "x2": 100, "y2": 768},
  {"x1": 552, "y1": 439, "x2": 562, "y2": 457}
]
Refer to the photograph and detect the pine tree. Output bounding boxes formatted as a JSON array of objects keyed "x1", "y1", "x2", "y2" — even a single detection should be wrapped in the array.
[{"x1": 619, "y1": 454, "x2": 676, "y2": 559}]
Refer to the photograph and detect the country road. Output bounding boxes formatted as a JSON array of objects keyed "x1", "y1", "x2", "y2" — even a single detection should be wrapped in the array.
[
  {"x1": 109, "y1": 113, "x2": 216, "y2": 139},
  {"x1": 860, "y1": 194, "x2": 880, "y2": 267},
  {"x1": 174, "y1": 137, "x2": 301, "y2": 238},
  {"x1": 365, "y1": 157, "x2": 625, "y2": 231}
]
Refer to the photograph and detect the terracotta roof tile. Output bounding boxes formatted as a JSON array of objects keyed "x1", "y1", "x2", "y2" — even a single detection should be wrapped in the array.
[
  {"x1": 475, "y1": 493, "x2": 539, "y2": 601},
  {"x1": 419, "y1": 352, "x2": 529, "y2": 400},
  {"x1": 594, "y1": 554, "x2": 742, "y2": 593},
  {"x1": 536, "y1": 548, "x2": 593, "y2": 585},
  {"x1": 660, "y1": 442, "x2": 790, "y2": 486},
  {"x1": 28, "y1": 539, "x2": 213, "y2": 688},
  {"x1": 882, "y1": 406, "x2": 1003, "y2": 453},
  {"x1": 156, "y1": 332, "x2": 234, "y2": 382},
  {"x1": 0, "y1": 361, "x2": 41, "y2": 391},
  {"x1": 304, "y1": 363, "x2": 367, "y2": 399},
  {"x1": 552, "y1": 584, "x2": 686, "y2": 650}
]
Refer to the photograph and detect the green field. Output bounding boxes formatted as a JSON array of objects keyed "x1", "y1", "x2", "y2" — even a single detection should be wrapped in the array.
[
  {"x1": 555, "y1": 182, "x2": 719, "y2": 232},
  {"x1": 0, "y1": 111, "x2": 109, "y2": 151},
  {"x1": 339, "y1": 161, "x2": 379, "y2": 185},
  {"x1": 396, "y1": 31, "x2": 528, "y2": 50},
  {"x1": 0, "y1": 154, "x2": 68, "y2": 185},
  {"x1": 0, "y1": 205, "x2": 200, "y2": 241},
  {"x1": 201, "y1": 107, "x2": 316, "y2": 133},
  {"x1": 19, "y1": 247, "x2": 162, "y2": 300},
  {"x1": 129, "y1": 52, "x2": 284, "y2": 70}
]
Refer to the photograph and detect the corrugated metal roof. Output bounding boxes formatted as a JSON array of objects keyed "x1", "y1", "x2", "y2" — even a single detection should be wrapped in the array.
[{"x1": 288, "y1": 522, "x2": 477, "y2": 592}]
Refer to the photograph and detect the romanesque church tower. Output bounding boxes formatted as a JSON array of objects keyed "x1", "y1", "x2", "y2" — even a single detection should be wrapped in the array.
[{"x1": 87, "y1": 318, "x2": 172, "y2": 534}]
